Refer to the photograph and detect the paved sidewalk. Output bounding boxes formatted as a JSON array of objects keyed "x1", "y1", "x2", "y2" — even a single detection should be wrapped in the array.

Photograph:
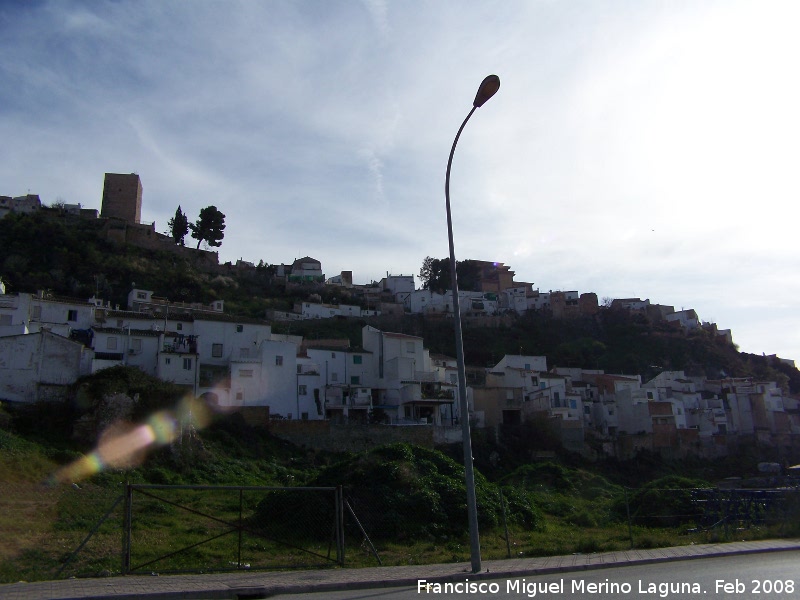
[{"x1": 1, "y1": 539, "x2": 799, "y2": 600}]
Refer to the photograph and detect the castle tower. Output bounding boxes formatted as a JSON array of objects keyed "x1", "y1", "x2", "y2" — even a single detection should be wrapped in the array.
[{"x1": 101, "y1": 173, "x2": 142, "y2": 224}]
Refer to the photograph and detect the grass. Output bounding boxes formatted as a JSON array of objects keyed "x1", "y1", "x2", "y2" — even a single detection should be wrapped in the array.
[{"x1": 2, "y1": 422, "x2": 799, "y2": 583}]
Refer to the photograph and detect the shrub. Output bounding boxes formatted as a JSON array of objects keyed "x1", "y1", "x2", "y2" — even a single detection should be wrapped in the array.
[{"x1": 252, "y1": 443, "x2": 543, "y2": 541}]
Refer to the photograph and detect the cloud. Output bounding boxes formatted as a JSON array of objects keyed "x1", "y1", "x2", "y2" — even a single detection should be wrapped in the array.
[{"x1": 1, "y1": 0, "x2": 799, "y2": 361}]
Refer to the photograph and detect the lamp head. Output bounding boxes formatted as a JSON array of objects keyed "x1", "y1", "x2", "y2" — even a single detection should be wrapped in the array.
[{"x1": 473, "y1": 74, "x2": 500, "y2": 107}]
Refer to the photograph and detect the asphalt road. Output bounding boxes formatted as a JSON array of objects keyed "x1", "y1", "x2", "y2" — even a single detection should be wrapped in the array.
[{"x1": 269, "y1": 551, "x2": 800, "y2": 600}]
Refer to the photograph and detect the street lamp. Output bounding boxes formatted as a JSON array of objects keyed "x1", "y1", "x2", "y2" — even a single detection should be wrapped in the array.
[{"x1": 445, "y1": 74, "x2": 500, "y2": 574}]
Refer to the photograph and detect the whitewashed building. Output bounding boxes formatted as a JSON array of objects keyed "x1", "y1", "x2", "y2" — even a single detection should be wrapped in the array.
[{"x1": 0, "y1": 330, "x2": 92, "y2": 403}]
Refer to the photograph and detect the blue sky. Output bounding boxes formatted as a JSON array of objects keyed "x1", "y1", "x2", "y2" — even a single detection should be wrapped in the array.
[{"x1": 2, "y1": 0, "x2": 799, "y2": 363}]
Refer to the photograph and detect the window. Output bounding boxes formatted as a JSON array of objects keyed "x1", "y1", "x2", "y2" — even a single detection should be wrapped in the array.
[
  {"x1": 212, "y1": 343, "x2": 223, "y2": 358},
  {"x1": 165, "y1": 357, "x2": 171, "y2": 365},
  {"x1": 406, "y1": 342, "x2": 415, "y2": 354},
  {"x1": 350, "y1": 376, "x2": 360, "y2": 385},
  {"x1": 67, "y1": 310, "x2": 78, "y2": 322},
  {"x1": 331, "y1": 352, "x2": 336, "y2": 358},
  {"x1": 131, "y1": 338, "x2": 142, "y2": 351},
  {"x1": 331, "y1": 372, "x2": 338, "y2": 382},
  {"x1": 239, "y1": 347, "x2": 249, "y2": 359},
  {"x1": 106, "y1": 337, "x2": 118, "y2": 350},
  {"x1": 183, "y1": 357, "x2": 192, "y2": 370},
  {"x1": 239, "y1": 369, "x2": 253, "y2": 378},
  {"x1": 301, "y1": 412, "x2": 309, "y2": 421},
  {"x1": 137, "y1": 291, "x2": 147, "y2": 299},
  {"x1": 31, "y1": 306, "x2": 41, "y2": 319},
  {"x1": 299, "y1": 385, "x2": 307, "y2": 395},
  {"x1": 236, "y1": 391, "x2": 244, "y2": 401},
  {"x1": 236, "y1": 324, "x2": 243, "y2": 332},
  {"x1": 524, "y1": 363, "x2": 531, "y2": 370},
  {"x1": 0, "y1": 314, "x2": 11, "y2": 326},
  {"x1": 177, "y1": 323, "x2": 183, "y2": 331},
  {"x1": 275, "y1": 355, "x2": 283, "y2": 366},
  {"x1": 353, "y1": 355, "x2": 362, "y2": 364},
  {"x1": 116, "y1": 319, "x2": 124, "y2": 327},
  {"x1": 297, "y1": 365, "x2": 302, "y2": 374}
]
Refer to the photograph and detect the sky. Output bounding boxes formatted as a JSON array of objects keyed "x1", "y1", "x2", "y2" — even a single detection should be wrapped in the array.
[{"x1": 1, "y1": 0, "x2": 799, "y2": 363}]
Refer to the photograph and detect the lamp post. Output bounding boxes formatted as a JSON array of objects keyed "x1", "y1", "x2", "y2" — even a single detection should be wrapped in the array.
[{"x1": 445, "y1": 74, "x2": 500, "y2": 574}]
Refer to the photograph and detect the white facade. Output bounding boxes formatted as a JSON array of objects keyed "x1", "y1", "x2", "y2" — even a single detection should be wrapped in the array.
[
  {"x1": 528, "y1": 291, "x2": 551, "y2": 311},
  {"x1": 298, "y1": 302, "x2": 368, "y2": 319},
  {"x1": 226, "y1": 338, "x2": 298, "y2": 415},
  {"x1": 306, "y1": 347, "x2": 373, "y2": 420},
  {"x1": 91, "y1": 327, "x2": 161, "y2": 376},
  {"x1": 0, "y1": 331, "x2": 92, "y2": 403},
  {"x1": 492, "y1": 354, "x2": 548, "y2": 374},
  {"x1": 380, "y1": 275, "x2": 416, "y2": 297},
  {"x1": 362, "y1": 325, "x2": 455, "y2": 425},
  {"x1": 403, "y1": 290, "x2": 447, "y2": 314},
  {"x1": 0, "y1": 292, "x2": 96, "y2": 339},
  {"x1": 499, "y1": 287, "x2": 529, "y2": 314},
  {"x1": 666, "y1": 309, "x2": 700, "y2": 330}
]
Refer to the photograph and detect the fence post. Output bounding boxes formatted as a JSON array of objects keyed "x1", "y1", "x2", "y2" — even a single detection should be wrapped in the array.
[
  {"x1": 122, "y1": 483, "x2": 133, "y2": 574},
  {"x1": 499, "y1": 489, "x2": 511, "y2": 558},
  {"x1": 238, "y1": 488, "x2": 244, "y2": 569},
  {"x1": 336, "y1": 486, "x2": 345, "y2": 566},
  {"x1": 624, "y1": 487, "x2": 634, "y2": 549}
]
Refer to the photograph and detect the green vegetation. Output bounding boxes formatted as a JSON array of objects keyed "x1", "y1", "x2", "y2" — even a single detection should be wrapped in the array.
[
  {"x1": 2, "y1": 208, "x2": 799, "y2": 393},
  {"x1": 255, "y1": 443, "x2": 542, "y2": 542},
  {"x1": 1, "y1": 388, "x2": 796, "y2": 582},
  {"x1": 3, "y1": 208, "x2": 800, "y2": 580},
  {"x1": 189, "y1": 205, "x2": 226, "y2": 249},
  {"x1": 167, "y1": 205, "x2": 189, "y2": 245}
]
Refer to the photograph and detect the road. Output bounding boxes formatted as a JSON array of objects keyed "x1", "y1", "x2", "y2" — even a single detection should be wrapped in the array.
[{"x1": 270, "y1": 551, "x2": 800, "y2": 600}]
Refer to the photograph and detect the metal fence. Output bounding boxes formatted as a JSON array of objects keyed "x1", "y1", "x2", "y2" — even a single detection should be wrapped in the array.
[
  {"x1": 621, "y1": 486, "x2": 799, "y2": 548},
  {"x1": 1, "y1": 481, "x2": 798, "y2": 582},
  {"x1": 122, "y1": 485, "x2": 346, "y2": 575}
]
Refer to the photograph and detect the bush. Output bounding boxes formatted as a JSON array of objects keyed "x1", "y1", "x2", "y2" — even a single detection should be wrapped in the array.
[
  {"x1": 616, "y1": 475, "x2": 711, "y2": 528},
  {"x1": 252, "y1": 443, "x2": 543, "y2": 541}
]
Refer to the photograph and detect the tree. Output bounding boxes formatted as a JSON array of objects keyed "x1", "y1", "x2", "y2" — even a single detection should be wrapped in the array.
[
  {"x1": 189, "y1": 206, "x2": 226, "y2": 249},
  {"x1": 419, "y1": 256, "x2": 449, "y2": 292},
  {"x1": 167, "y1": 206, "x2": 190, "y2": 246},
  {"x1": 419, "y1": 256, "x2": 481, "y2": 293}
]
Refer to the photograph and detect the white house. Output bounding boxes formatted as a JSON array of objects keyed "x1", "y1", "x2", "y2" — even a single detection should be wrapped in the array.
[
  {"x1": 127, "y1": 288, "x2": 224, "y2": 315},
  {"x1": 379, "y1": 274, "x2": 416, "y2": 303},
  {"x1": 361, "y1": 325, "x2": 455, "y2": 425},
  {"x1": 91, "y1": 326, "x2": 162, "y2": 375},
  {"x1": 297, "y1": 302, "x2": 368, "y2": 319},
  {"x1": 226, "y1": 338, "x2": 298, "y2": 415},
  {"x1": 528, "y1": 291, "x2": 551, "y2": 311},
  {"x1": 305, "y1": 346, "x2": 373, "y2": 422},
  {"x1": 0, "y1": 291, "x2": 97, "y2": 339},
  {"x1": 288, "y1": 257, "x2": 324, "y2": 283},
  {"x1": 499, "y1": 287, "x2": 529, "y2": 314},
  {"x1": 666, "y1": 309, "x2": 700, "y2": 330},
  {"x1": 403, "y1": 290, "x2": 448, "y2": 315},
  {"x1": 492, "y1": 354, "x2": 548, "y2": 376},
  {"x1": 0, "y1": 330, "x2": 92, "y2": 403}
]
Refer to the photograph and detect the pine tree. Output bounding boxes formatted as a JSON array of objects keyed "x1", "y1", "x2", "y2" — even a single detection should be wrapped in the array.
[
  {"x1": 189, "y1": 206, "x2": 226, "y2": 249},
  {"x1": 167, "y1": 206, "x2": 190, "y2": 246}
]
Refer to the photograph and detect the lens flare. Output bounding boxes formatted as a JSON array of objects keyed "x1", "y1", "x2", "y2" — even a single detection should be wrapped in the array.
[{"x1": 50, "y1": 395, "x2": 203, "y2": 484}]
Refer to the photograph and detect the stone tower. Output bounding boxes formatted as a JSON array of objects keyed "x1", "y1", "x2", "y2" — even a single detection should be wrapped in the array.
[{"x1": 101, "y1": 173, "x2": 142, "y2": 224}]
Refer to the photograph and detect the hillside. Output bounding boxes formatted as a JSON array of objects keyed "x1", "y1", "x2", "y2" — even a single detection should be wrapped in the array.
[{"x1": 2, "y1": 208, "x2": 799, "y2": 393}]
